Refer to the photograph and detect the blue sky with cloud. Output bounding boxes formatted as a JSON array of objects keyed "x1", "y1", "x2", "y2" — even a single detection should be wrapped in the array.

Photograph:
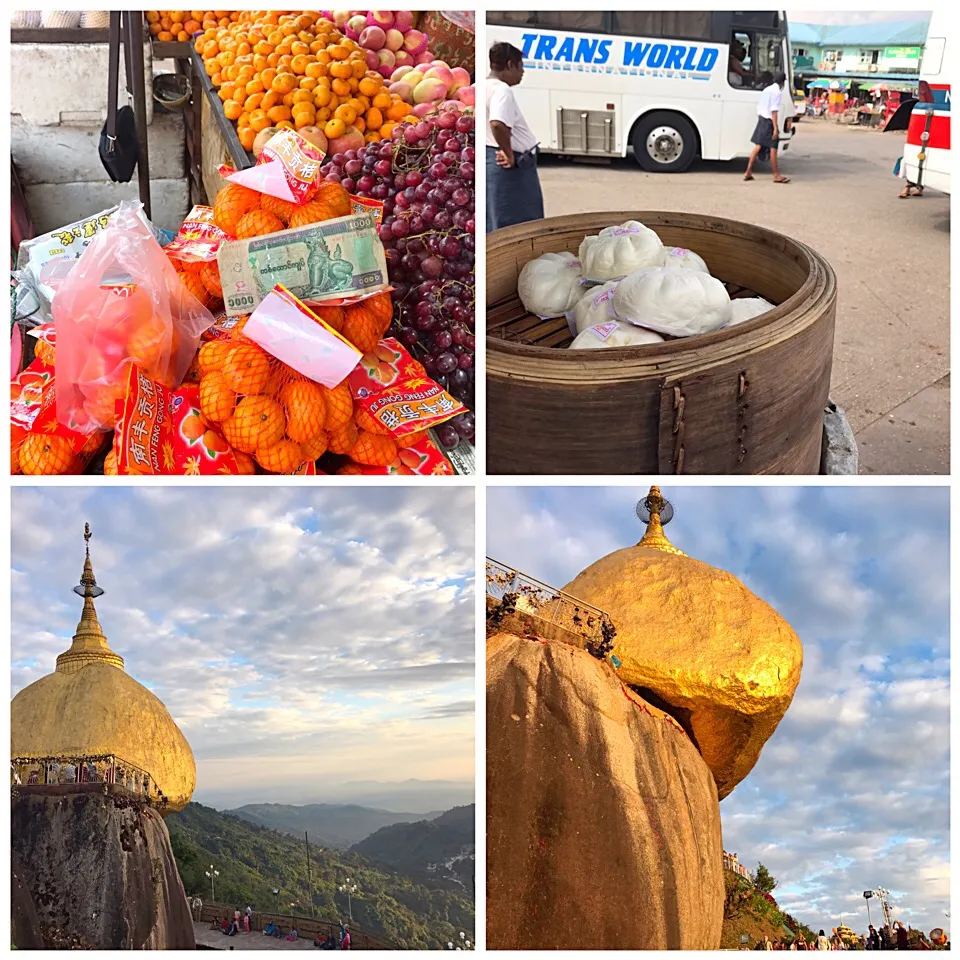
[
  {"x1": 12, "y1": 487, "x2": 475, "y2": 812},
  {"x1": 487, "y1": 485, "x2": 949, "y2": 936}
]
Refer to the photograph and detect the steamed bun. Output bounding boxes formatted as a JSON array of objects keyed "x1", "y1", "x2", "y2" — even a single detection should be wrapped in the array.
[
  {"x1": 614, "y1": 266, "x2": 732, "y2": 337},
  {"x1": 517, "y1": 252, "x2": 584, "y2": 317}
]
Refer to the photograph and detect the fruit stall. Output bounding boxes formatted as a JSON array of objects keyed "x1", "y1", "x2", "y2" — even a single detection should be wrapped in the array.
[{"x1": 11, "y1": 9, "x2": 476, "y2": 476}]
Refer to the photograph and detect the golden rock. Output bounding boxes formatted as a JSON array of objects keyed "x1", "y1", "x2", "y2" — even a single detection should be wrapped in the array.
[
  {"x1": 487, "y1": 632, "x2": 724, "y2": 949},
  {"x1": 561, "y1": 488, "x2": 802, "y2": 800},
  {"x1": 11, "y1": 526, "x2": 196, "y2": 813}
]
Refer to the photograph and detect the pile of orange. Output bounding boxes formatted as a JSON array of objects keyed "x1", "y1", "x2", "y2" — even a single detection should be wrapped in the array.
[
  {"x1": 146, "y1": 10, "x2": 229, "y2": 43},
  {"x1": 190, "y1": 10, "x2": 413, "y2": 153}
]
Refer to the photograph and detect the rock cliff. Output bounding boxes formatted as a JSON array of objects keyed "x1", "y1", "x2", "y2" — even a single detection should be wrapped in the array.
[
  {"x1": 11, "y1": 788, "x2": 196, "y2": 949},
  {"x1": 487, "y1": 633, "x2": 724, "y2": 950}
]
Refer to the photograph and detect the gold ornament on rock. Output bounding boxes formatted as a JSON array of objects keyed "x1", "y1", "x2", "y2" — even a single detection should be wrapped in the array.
[
  {"x1": 562, "y1": 487, "x2": 803, "y2": 800},
  {"x1": 10, "y1": 525, "x2": 196, "y2": 813}
]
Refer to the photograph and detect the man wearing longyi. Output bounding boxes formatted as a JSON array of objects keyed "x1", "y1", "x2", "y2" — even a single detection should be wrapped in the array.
[{"x1": 486, "y1": 42, "x2": 544, "y2": 231}]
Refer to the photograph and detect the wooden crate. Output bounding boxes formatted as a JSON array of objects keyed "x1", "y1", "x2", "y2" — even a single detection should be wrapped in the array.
[{"x1": 487, "y1": 211, "x2": 837, "y2": 475}]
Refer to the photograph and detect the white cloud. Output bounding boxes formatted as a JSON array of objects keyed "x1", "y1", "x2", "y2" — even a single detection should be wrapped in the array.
[{"x1": 12, "y1": 487, "x2": 475, "y2": 812}]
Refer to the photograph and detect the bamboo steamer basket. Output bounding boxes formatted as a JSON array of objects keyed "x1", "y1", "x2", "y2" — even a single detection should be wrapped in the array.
[{"x1": 487, "y1": 211, "x2": 837, "y2": 475}]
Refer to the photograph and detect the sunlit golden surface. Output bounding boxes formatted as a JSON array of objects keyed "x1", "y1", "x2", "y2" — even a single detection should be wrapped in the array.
[{"x1": 563, "y1": 497, "x2": 802, "y2": 800}]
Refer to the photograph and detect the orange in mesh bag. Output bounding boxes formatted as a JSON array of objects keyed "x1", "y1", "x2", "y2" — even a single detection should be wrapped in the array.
[
  {"x1": 196, "y1": 336, "x2": 331, "y2": 474},
  {"x1": 53, "y1": 201, "x2": 215, "y2": 434}
]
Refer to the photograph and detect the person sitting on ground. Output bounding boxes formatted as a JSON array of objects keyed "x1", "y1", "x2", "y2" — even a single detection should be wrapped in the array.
[
  {"x1": 273, "y1": 924, "x2": 285, "y2": 939},
  {"x1": 286, "y1": 926, "x2": 299, "y2": 942},
  {"x1": 263, "y1": 922, "x2": 276, "y2": 937}
]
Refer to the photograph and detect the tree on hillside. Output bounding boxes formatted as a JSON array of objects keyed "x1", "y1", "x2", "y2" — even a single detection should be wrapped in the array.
[{"x1": 753, "y1": 863, "x2": 777, "y2": 894}]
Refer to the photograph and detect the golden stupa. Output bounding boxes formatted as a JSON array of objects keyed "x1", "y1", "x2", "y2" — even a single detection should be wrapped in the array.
[
  {"x1": 563, "y1": 487, "x2": 802, "y2": 800},
  {"x1": 11, "y1": 524, "x2": 196, "y2": 812}
]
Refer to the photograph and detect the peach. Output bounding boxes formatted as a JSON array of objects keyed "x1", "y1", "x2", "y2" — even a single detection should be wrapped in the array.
[
  {"x1": 425, "y1": 64, "x2": 454, "y2": 87},
  {"x1": 384, "y1": 27, "x2": 404, "y2": 51},
  {"x1": 402, "y1": 28, "x2": 427, "y2": 56},
  {"x1": 393, "y1": 10, "x2": 415, "y2": 32},
  {"x1": 388, "y1": 81, "x2": 414, "y2": 103},
  {"x1": 345, "y1": 13, "x2": 367, "y2": 39},
  {"x1": 457, "y1": 84, "x2": 475, "y2": 107},
  {"x1": 366, "y1": 10, "x2": 394, "y2": 28},
  {"x1": 450, "y1": 66, "x2": 471, "y2": 93},
  {"x1": 413, "y1": 77, "x2": 447, "y2": 104},
  {"x1": 359, "y1": 25, "x2": 386, "y2": 50}
]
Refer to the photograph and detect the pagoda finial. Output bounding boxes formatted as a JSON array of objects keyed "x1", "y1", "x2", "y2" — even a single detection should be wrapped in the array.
[
  {"x1": 637, "y1": 486, "x2": 686, "y2": 556},
  {"x1": 56, "y1": 523, "x2": 124, "y2": 674}
]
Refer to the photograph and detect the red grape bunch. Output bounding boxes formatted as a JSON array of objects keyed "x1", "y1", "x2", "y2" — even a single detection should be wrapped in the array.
[{"x1": 320, "y1": 108, "x2": 476, "y2": 450}]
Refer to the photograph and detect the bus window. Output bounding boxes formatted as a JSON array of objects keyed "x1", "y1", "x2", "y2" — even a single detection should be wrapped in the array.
[
  {"x1": 729, "y1": 31, "x2": 753, "y2": 88},
  {"x1": 754, "y1": 34, "x2": 782, "y2": 79},
  {"x1": 487, "y1": 12, "x2": 538, "y2": 28},
  {"x1": 535, "y1": 12, "x2": 607, "y2": 34},
  {"x1": 612, "y1": 11, "x2": 711, "y2": 41},
  {"x1": 728, "y1": 30, "x2": 781, "y2": 90}
]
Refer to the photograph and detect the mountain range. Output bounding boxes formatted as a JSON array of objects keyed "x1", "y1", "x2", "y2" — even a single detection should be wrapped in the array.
[{"x1": 226, "y1": 802, "x2": 444, "y2": 850}]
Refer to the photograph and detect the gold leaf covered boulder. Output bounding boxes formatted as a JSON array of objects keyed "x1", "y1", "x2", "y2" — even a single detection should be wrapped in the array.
[
  {"x1": 562, "y1": 488, "x2": 802, "y2": 800},
  {"x1": 487, "y1": 632, "x2": 724, "y2": 949}
]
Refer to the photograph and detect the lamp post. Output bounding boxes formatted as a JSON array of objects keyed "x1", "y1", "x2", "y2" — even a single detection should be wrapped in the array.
[
  {"x1": 205, "y1": 866, "x2": 219, "y2": 902},
  {"x1": 339, "y1": 880, "x2": 357, "y2": 922},
  {"x1": 273, "y1": 888, "x2": 280, "y2": 913}
]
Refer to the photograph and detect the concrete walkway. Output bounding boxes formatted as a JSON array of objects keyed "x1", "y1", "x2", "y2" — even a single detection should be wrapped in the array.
[
  {"x1": 194, "y1": 923, "x2": 319, "y2": 950},
  {"x1": 536, "y1": 120, "x2": 950, "y2": 474}
]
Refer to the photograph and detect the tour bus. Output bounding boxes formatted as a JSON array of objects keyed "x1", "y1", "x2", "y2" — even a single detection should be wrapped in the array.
[
  {"x1": 486, "y1": 11, "x2": 795, "y2": 172},
  {"x1": 901, "y1": 11, "x2": 950, "y2": 194}
]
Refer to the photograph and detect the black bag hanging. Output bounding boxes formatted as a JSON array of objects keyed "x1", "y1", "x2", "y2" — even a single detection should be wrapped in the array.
[{"x1": 98, "y1": 11, "x2": 139, "y2": 182}]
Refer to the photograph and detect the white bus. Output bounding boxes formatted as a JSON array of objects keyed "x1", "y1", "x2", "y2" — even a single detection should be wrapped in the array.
[
  {"x1": 486, "y1": 11, "x2": 795, "y2": 172},
  {"x1": 902, "y1": 10, "x2": 950, "y2": 194}
]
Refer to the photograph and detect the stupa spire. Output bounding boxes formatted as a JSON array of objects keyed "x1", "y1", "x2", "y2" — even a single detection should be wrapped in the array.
[
  {"x1": 637, "y1": 487, "x2": 686, "y2": 556},
  {"x1": 56, "y1": 523, "x2": 124, "y2": 674}
]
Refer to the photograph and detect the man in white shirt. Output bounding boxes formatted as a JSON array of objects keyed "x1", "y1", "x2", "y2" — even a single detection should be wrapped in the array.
[
  {"x1": 743, "y1": 71, "x2": 791, "y2": 183},
  {"x1": 486, "y1": 42, "x2": 544, "y2": 231}
]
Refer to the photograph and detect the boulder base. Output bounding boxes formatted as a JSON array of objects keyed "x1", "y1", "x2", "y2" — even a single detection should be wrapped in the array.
[
  {"x1": 487, "y1": 633, "x2": 724, "y2": 950},
  {"x1": 11, "y1": 788, "x2": 195, "y2": 949}
]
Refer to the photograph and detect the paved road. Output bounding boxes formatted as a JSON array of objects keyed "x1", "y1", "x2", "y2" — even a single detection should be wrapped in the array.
[{"x1": 535, "y1": 120, "x2": 950, "y2": 474}]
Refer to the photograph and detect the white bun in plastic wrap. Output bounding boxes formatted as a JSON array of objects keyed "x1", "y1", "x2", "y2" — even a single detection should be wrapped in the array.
[
  {"x1": 662, "y1": 246, "x2": 710, "y2": 273},
  {"x1": 578, "y1": 220, "x2": 665, "y2": 281},
  {"x1": 571, "y1": 280, "x2": 619, "y2": 334},
  {"x1": 729, "y1": 297, "x2": 776, "y2": 326},
  {"x1": 569, "y1": 320, "x2": 666, "y2": 350},
  {"x1": 614, "y1": 266, "x2": 732, "y2": 338},
  {"x1": 517, "y1": 252, "x2": 584, "y2": 317}
]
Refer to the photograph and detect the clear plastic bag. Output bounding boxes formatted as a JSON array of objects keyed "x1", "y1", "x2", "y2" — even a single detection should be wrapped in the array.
[{"x1": 53, "y1": 201, "x2": 215, "y2": 434}]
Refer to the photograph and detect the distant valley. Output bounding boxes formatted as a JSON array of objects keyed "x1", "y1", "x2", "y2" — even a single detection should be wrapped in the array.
[{"x1": 226, "y1": 802, "x2": 445, "y2": 849}]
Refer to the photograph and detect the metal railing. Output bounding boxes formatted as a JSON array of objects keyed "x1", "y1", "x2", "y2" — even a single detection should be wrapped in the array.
[
  {"x1": 11, "y1": 754, "x2": 164, "y2": 803},
  {"x1": 723, "y1": 853, "x2": 751, "y2": 880},
  {"x1": 485, "y1": 558, "x2": 616, "y2": 658}
]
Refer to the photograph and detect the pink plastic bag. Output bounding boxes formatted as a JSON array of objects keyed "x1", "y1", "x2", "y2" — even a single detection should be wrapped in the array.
[{"x1": 53, "y1": 202, "x2": 215, "y2": 433}]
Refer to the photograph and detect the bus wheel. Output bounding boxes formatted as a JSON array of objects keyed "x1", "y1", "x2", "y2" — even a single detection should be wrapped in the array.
[{"x1": 631, "y1": 112, "x2": 697, "y2": 173}]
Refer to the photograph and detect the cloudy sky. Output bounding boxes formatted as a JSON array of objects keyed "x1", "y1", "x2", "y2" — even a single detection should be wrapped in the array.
[
  {"x1": 792, "y1": 11, "x2": 928, "y2": 25},
  {"x1": 11, "y1": 487, "x2": 475, "y2": 812},
  {"x1": 487, "y1": 485, "x2": 949, "y2": 936}
]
